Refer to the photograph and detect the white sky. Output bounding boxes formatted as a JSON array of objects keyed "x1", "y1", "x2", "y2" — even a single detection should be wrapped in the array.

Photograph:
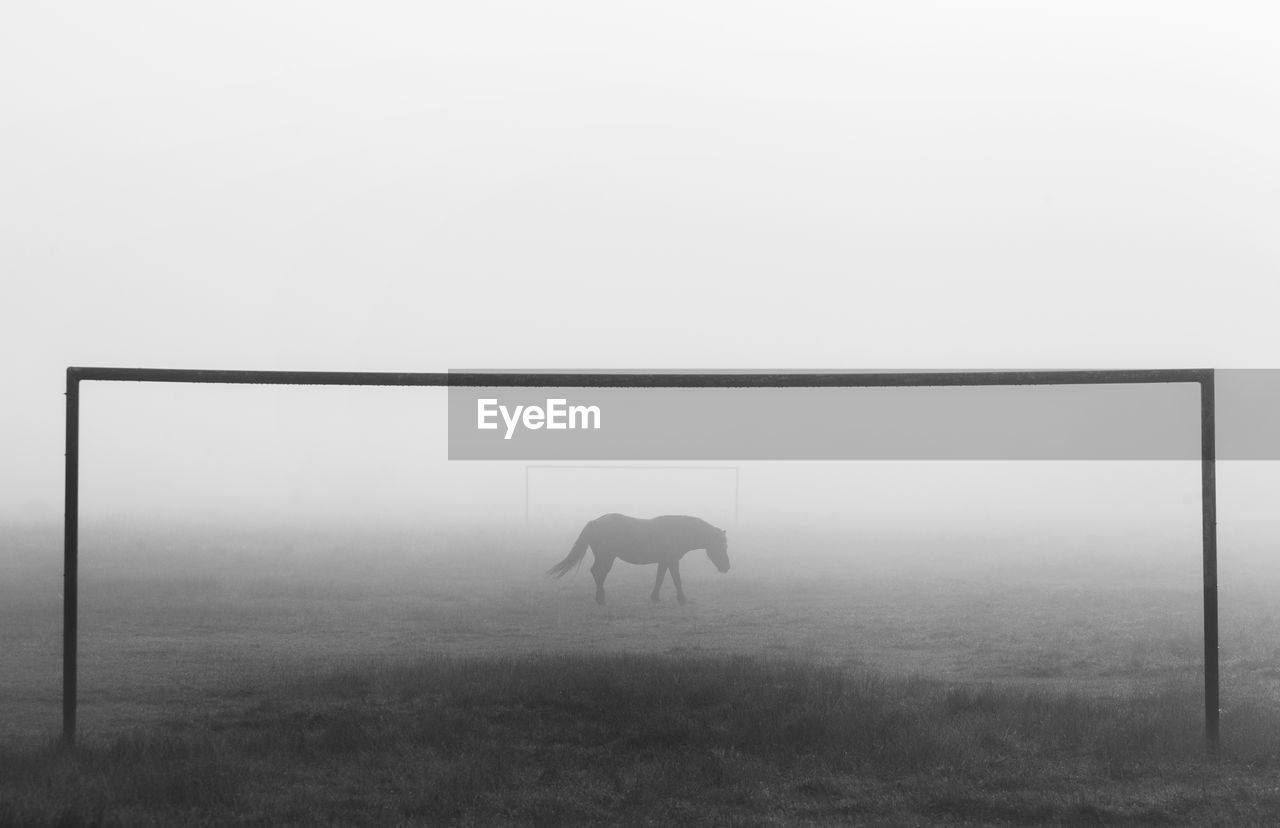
[{"x1": 1, "y1": 3, "x2": 1277, "y2": 528}]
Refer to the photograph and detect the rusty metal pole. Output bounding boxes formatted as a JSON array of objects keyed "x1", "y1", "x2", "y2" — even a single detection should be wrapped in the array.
[
  {"x1": 1201, "y1": 372, "x2": 1219, "y2": 752},
  {"x1": 63, "y1": 369, "x2": 80, "y2": 749}
]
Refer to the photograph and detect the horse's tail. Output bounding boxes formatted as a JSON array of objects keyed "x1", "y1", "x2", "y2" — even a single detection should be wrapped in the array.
[{"x1": 547, "y1": 522, "x2": 593, "y2": 578}]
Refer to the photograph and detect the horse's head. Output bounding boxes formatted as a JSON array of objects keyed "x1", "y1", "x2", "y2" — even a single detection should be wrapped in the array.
[{"x1": 706, "y1": 528, "x2": 730, "y2": 573}]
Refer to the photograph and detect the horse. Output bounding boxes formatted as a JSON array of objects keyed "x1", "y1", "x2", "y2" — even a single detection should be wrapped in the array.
[{"x1": 547, "y1": 513, "x2": 730, "y2": 605}]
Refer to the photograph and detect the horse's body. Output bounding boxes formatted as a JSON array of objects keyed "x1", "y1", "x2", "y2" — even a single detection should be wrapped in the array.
[{"x1": 547, "y1": 513, "x2": 730, "y2": 605}]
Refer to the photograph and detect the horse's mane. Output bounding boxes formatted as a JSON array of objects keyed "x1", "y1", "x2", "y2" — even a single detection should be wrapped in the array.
[{"x1": 654, "y1": 514, "x2": 718, "y2": 531}]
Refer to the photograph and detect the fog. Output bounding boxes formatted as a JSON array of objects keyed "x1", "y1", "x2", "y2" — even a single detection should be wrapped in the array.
[
  {"x1": 23, "y1": 378, "x2": 1277, "y2": 585},
  {"x1": 7, "y1": 14, "x2": 1280, "y2": 818},
  {"x1": 3, "y1": 3, "x2": 1278, "y2": 578}
]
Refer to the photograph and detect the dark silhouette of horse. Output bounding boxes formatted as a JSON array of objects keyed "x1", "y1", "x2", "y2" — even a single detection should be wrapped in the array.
[{"x1": 547, "y1": 513, "x2": 730, "y2": 605}]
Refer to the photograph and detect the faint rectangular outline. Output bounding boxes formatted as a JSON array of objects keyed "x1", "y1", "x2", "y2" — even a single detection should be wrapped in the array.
[{"x1": 523, "y1": 464, "x2": 740, "y2": 522}]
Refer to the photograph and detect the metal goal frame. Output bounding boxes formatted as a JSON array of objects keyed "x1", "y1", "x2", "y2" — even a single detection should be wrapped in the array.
[{"x1": 61, "y1": 367, "x2": 1218, "y2": 749}]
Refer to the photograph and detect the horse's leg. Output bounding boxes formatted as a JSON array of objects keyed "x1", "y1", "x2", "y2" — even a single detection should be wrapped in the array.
[
  {"x1": 669, "y1": 560, "x2": 687, "y2": 604},
  {"x1": 651, "y1": 563, "x2": 668, "y2": 602},
  {"x1": 590, "y1": 553, "x2": 615, "y2": 605}
]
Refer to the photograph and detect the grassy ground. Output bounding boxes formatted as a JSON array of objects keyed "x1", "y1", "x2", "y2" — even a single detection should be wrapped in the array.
[
  {"x1": 3, "y1": 652, "x2": 1280, "y2": 826},
  {"x1": 3, "y1": 522, "x2": 1279, "y2": 824}
]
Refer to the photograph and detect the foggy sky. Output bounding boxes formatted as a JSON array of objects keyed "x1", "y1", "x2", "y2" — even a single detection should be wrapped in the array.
[{"x1": 2, "y1": 3, "x2": 1278, "y2": 534}]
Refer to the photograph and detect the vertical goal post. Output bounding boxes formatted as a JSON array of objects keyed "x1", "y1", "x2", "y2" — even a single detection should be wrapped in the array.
[{"x1": 61, "y1": 368, "x2": 1219, "y2": 751}]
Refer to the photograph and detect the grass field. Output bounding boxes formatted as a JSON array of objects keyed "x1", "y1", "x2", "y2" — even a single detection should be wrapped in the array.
[{"x1": 2, "y1": 520, "x2": 1279, "y2": 825}]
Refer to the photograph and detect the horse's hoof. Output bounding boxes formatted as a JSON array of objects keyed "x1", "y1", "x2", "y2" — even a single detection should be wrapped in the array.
[
  {"x1": 650, "y1": 594, "x2": 660, "y2": 603},
  {"x1": 677, "y1": 596, "x2": 688, "y2": 605},
  {"x1": 595, "y1": 595, "x2": 606, "y2": 606}
]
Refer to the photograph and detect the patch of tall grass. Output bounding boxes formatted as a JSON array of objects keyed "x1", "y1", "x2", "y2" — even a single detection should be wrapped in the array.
[{"x1": 2, "y1": 652, "x2": 1277, "y2": 826}]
